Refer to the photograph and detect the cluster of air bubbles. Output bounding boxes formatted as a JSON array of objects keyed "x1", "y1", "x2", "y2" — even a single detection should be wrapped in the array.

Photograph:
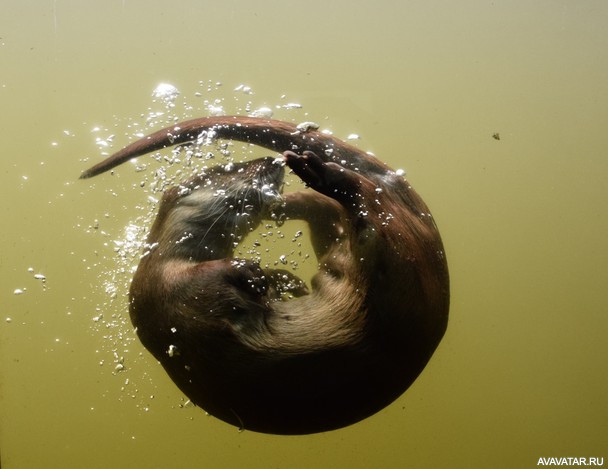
[
  {"x1": 237, "y1": 222, "x2": 313, "y2": 278},
  {"x1": 86, "y1": 126, "x2": 117, "y2": 156},
  {"x1": 281, "y1": 102, "x2": 302, "y2": 110},
  {"x1": 380, "y1": 211, "x2": 395, "y2": 227},
  {"x1": 196, "y1": 80, "x2": 223, "y2": 94},
  {"x1": 86, "y1": 79, "x2": 323, "y2": 187},
  {"x1": 50, "y1": 129, "x2": 76, "y2": 147},
  {"x1": 113, "y1": 222, "x2": 146, "y2": 261},
  {"x1": 13, "y1": 267, "x2": 48, "y2": 295},
  {"x1": 124, "y1": 82, "x2": 311, "y2": 173},
  {"x1": 86, "y1": 216, "x2": 148, "y2": 403},
  {"x1": 207, "y1": 101, "x2": 225, "y2": 116},
  {"x1": 113, "y1": 351, "x2": 126, "y2": 373},
  {"x1": 219, "y1": 143, "x2": 232, "y2": 158},
  {"x1": 234, "y1": 84, "x2": 253, "y2": 95},
  {"x1": 201, "y1": 82, "x2": 305, "y2": 117},
  {"x1": 152, "y1": 83, "x2": 180, "y2": 108},
  {"x1": 95, "y1": 134, "x2": 114, "y2": 149}
]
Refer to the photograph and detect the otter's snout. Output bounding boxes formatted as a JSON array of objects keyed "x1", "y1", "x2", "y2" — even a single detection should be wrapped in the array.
[{"x1": 247, "y1": 156, "x2": 286, "y2": 206}]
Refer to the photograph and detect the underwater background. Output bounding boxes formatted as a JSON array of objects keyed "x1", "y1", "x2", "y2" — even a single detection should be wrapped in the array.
[{"x1": 1, "y1": 1, "x2": 607, "y2": 467}]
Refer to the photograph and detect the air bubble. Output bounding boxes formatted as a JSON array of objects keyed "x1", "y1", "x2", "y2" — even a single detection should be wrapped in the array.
[
  {"x1": 249, "y1": 107, "x2": 273, "y2": 118},
  {"x1": 296, "y1": 121, "x2": 319, "y2": 132},
  {"x1": 282, "y1": 103, "x2": 302, "y2": 110},
  {"x1": 167, "y1": 345, "x2": 178, "y2": 357}
]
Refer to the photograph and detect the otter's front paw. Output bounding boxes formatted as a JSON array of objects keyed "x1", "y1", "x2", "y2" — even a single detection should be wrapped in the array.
[{"x1": 264, "y1": 269, "x2": 309, "y2": 299}]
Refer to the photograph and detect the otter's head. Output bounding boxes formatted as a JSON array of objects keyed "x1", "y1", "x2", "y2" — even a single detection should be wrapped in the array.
[{"x1": 148, "y1": 156, "x2": 285, "y2": 261}]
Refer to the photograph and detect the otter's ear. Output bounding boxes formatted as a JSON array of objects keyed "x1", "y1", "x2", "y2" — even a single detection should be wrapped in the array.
[{"x1": 283, "y1": 151, "x2": 374, "y2": 207}]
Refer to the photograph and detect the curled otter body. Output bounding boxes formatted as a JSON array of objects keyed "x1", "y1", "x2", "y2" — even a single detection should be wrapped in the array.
[{"x1": 82, "y1": 116, "x2": 449, "y2": 434}]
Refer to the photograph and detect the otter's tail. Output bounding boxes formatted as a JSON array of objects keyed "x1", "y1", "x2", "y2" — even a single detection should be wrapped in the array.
[{"x1": 79, "y1": 116, "x2": 389, "y2": 179}]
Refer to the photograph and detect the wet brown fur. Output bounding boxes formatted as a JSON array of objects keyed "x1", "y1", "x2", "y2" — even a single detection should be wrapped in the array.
[{"x1": 81, "y1": 116, "x2": 449, "y2": 434}]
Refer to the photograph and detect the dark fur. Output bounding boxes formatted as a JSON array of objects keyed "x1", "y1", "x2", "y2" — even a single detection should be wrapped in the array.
[{"x1": 82, "y1": 116, "x2": 449, "y2": 434}]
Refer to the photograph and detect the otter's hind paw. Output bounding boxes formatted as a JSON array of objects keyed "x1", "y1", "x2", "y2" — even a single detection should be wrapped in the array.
[{"x1": 283, "y1": 150, "x2": 361, "y2": 203}]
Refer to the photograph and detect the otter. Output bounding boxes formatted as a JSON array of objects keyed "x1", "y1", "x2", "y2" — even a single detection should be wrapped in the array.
[{"x1": 81, "y1": 116, "x2": 449, "y2": 435}]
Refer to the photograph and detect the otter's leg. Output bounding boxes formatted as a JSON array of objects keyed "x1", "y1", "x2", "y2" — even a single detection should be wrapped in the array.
[{"x1": 273, "y1": 189, "x2": 347, "y2": 260}]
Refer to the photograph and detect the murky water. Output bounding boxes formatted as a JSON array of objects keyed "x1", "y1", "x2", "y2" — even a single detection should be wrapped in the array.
[{"x1": 1, "y1": 1, "x2": 607, "y2": 467}]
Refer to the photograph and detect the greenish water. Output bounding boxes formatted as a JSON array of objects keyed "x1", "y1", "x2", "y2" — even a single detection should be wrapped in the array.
[{"x1": 1, "y1": 1, "x2": 607, "y2": 468}]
